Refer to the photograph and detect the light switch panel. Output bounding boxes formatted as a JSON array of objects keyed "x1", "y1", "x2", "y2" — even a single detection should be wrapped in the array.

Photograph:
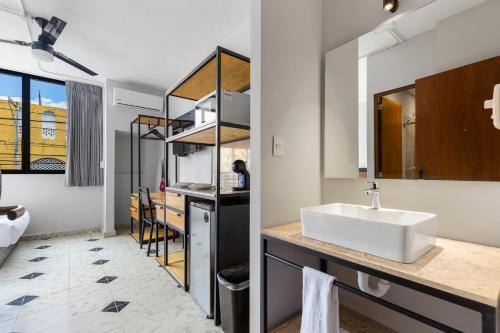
[{"x1": 273, "y1": 136, "x2": 284, "y2": 157}]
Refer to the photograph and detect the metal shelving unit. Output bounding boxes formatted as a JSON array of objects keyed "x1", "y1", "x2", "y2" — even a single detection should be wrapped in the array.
[
  {"x1": 129, "y1": 115, "x2": 169, "y2": 244},
  {"x1": 164, "y1": 46, "x2": 251, "y2": 324}
]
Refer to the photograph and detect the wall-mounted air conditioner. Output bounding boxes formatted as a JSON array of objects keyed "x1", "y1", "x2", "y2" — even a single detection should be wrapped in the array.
[{"x1": 112, "y1": 88, "x2": 163, "y2": 112}]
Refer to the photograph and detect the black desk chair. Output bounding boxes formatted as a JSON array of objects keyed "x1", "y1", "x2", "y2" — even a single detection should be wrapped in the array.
[{"x1": 138, "y1": 186, "x2": 159, "y2": 256}]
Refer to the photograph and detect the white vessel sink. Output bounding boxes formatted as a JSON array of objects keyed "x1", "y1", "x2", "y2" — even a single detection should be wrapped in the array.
[{"x1": 301, "y1": 203, "x2": 437, "y2": 263}]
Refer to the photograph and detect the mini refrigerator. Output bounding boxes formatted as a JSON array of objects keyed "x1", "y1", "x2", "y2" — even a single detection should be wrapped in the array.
[{"x1": 189, "y1": 202, "x2": 215, "y2": 317}]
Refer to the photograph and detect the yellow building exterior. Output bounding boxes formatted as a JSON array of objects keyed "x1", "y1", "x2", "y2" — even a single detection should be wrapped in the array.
[{"x1": 0, "y1": 99, "x2": 67, "y2": 171}]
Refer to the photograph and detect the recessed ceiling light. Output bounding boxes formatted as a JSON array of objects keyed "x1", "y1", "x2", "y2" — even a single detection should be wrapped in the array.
[{"x1": 383, "y1": 0, "x2": 399, "y2": 13}]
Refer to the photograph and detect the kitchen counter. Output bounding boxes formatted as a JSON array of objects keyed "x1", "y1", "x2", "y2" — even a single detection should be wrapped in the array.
[
  {"x1": 165, "y1": 186, "x2": 250, "y2": 201},
  {"x1": 262, "y1": 222, "x2": 500, "y2": 308}
]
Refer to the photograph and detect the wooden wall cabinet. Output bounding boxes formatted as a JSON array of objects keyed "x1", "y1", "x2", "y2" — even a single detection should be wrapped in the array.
[{"x1": 415, "y1": 56, "x2": 500, "y2": 181}]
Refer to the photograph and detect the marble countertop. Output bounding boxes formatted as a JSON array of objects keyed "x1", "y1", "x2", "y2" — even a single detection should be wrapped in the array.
[{"x1": 262, "y1": 222, "x2": 500, "y2": 308}]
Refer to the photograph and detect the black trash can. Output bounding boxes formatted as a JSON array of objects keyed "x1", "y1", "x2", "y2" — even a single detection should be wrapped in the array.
[{"x1": 217, "y1": 263, "x2": 249, "y2": 333}]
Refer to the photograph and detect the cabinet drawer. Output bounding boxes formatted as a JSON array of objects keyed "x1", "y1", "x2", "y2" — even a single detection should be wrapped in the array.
[
  {"x1": 130, "y1": 206, "x2": 155, "y2": 221},
  {"x1": 165, "y1": 191, "x2": 185, "y2": 211},
  {"x1": 130, "y1": 207, "x2": 139, "y2": 221},
  {"x1": 130, "y1": 195, "x2": 139, "y2": 209},
  {"x1": 166, "y1": 209, "x2": 185, "y2": 232},
  {"x1": 155, "y1": 205, "x2": 166, "y2": 223}
]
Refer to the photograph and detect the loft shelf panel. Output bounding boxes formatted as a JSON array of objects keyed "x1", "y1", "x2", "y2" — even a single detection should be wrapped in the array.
[
  {"x1": 165, "y1": 122, "x2": 250, "y2": 145},
  {"x1": 132, "y1": 115, "x2": 167, "y2": 127},
  {"x1": 169, "y1": 51, "x2": 250, "y2": 101},
  {"x1": 132, "y1": 115, "x2": 194, "y2": 131}
]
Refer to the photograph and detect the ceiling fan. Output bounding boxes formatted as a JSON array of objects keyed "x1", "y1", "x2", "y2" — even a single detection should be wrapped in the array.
[{"x1": 0, "y1": 16, "x2": 97, "y2": 76}]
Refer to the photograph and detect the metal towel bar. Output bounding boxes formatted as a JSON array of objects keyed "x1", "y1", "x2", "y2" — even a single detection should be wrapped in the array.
[{"x1": 264, "y1": 252, "x2": 462, "y2": 333}]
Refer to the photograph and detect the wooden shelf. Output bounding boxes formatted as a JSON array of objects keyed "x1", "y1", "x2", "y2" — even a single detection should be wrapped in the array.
[
  {"x1": 270, "y1": 306, "x2": 396, "y2": 333},
  {"x1": 170, "y1": 52, "x2": 250, "y2": 101},
  {"x1": 133, "y1": 115, "x2": 167, "y2": 127},
  {"x1": 160, "y1": 250, "x2": 185, "y2": 286},
  {"x1": 166, "y1": 122, "x2": 250, "y2": 145},
  {"x1": 132, "y1": 115, "x2": 194, "y2": 131},
  {"x1": 155, "y1": 206, "x2": 185, "y2": 234},
  {"x1": 131, "y1": 227, "x2": 172, "y2": 244},
  {"x1": 166, "y1": 209, "x2": 185, "y2": 233}
]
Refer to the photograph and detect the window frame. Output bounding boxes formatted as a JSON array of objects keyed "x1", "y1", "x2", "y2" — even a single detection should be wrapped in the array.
[{"x1": 1, "y1": 67, "x2": 66, "y2": 174}]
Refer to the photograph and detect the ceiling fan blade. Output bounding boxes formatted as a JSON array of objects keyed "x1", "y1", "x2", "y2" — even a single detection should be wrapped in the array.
[
  {"x1": 0, "y1": 37, "x2": 31, "y2": 47},
  {"x1": 53, "y1": 51, "x2": 98, "y2": 76},
  {"x1": 39, "y1": 16, "x2": 67, "y2": 45}
]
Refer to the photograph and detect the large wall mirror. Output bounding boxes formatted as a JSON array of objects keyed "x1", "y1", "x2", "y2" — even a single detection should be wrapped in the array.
[{"x1": 324, "y1": 0, "x2": 500, "y2": 181}]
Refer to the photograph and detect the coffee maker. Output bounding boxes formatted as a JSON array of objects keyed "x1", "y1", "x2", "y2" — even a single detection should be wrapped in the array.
[{"x1": 232, "y1": 160, "x2": 250, "y2": 191}]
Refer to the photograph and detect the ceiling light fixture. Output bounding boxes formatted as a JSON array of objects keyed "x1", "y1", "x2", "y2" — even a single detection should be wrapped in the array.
[{"x1": 383, "y1": 0, "x2": 399, "y2": 13}]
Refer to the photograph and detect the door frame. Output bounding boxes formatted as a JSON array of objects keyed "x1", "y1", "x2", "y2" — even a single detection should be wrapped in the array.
[{"x1": 373, "y1": 84, "x2": 415, "y2": 179}]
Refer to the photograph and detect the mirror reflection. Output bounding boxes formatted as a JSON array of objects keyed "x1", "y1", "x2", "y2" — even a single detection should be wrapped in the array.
[{"x1": 324, "y1": 0, "x2": 500, "y2": 181}]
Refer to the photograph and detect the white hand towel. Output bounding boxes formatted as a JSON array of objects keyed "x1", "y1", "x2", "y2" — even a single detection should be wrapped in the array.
[{"x1": 300, "y1": 266, "x2": 340, "y2": 333}]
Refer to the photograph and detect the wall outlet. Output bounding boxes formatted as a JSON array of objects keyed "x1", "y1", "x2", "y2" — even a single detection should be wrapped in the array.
[{"x1": 273, "y1": 136, "x2": 284, "y2": 157}]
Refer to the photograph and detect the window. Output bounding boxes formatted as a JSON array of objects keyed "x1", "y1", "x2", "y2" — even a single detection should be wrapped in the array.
[
  {"x1": 0, "y1": 72, "x2": 22, "y2": 170},
  {"x1": 41, "y1": 111, "x2": 56, "y2": 139},
  {"x1": 0, "y1": 68, "x2": 67, "y2": 173}
]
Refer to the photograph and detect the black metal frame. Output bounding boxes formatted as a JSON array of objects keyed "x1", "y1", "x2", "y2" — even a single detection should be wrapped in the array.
[
  {"x1": 137, "y1": 186, "x2": 157, "y2": 255},
  {"x1": 164, "y1": 46, "x2": 251, "y2": 324},
  {"x1": 161, "y1": 195, "x2": 190, "y2": 292},
  {"x1": 261, "y1": 235, "x2": 497, "y2": 333},
  {"x1": 1, "y1": 67, "x2": 66, "y2": 174},
  {"x1": 130, "y1": 114, "x2": 168, "y2": 244}
]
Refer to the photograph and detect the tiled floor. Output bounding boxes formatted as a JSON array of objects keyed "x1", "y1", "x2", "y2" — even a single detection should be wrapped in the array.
[{"x1": 0, "y1": 231, "x2": 223, "y2": 333}]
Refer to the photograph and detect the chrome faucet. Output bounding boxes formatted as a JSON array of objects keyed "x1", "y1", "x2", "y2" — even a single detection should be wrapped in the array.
[{"x1": 364, "y1": 181, "x2": 381, "y2": 209}]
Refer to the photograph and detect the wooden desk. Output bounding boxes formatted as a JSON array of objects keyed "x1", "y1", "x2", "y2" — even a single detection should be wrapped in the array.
[{"x1": 129, "y1": 192, "x2": 167, "y2": 244}]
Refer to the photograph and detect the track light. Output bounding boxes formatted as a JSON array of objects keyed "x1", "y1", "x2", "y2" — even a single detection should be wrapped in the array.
[{"x1": 383, "y1": 0, "x2": 399, "y2": 13}]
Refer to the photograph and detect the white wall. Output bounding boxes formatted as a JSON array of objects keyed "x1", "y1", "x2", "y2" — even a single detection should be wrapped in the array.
[
  {"x1": 249, "y1": 0, "x2": 323, "y2": 331},
  {"x1": 324, "y1": 40, "x2": 359, "y2": 178},
  {"x1": 0, "y1": 69, "x2": 104, "y2": 237},
  {"x1": 114, "y1": 131, "x2": 162, "y2": 228},
  {"x1": 434, "y1": 0, "x2": 500, "y2": 72},
  {"x1": 1, "y1": 174, "x2": 102, "y2": 236},
  {"x1": 103, "y1": 79, "x2": 164, "y2": 235}
]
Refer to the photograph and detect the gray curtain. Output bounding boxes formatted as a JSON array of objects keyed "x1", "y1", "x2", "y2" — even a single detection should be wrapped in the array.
[{"x1": 65, "y1": 81, "x2": 103, "y2": 186}]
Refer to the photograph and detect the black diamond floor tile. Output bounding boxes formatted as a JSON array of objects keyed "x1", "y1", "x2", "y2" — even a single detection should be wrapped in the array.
[
  {"x1": 87, "y1": 238, "x2": 99, "y2": 242},
  {"x1": 29, "y1": 257, "x2": 48, "y2": 262},
  {"x1": 92, "y1": 259, "x2": 109, "y2": 265},
  {"x1": 20, "y1": 272, "x2": 44, "y2": 280},
  {"x1": 102, "y1": 301, "x2": 129, "y2": 313},
  {"x1": 7, "y1": 295, "x2": 38, "y2": 306},
  {"x1": 96, "y1": 276, "x2": 118, "y2": 284},
  {"x1": 35, "y1": 245, "x2": 51, "y2": 249},
  {"x1": 89, "y1": 247, "x2": 103, "y2": 252}
]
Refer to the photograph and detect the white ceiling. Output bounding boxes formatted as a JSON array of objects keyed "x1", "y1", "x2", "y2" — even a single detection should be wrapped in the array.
[
  {"x1": 358, "y1": 0, "x2": 488, "y2": 58},
  {"x1": 0, "y1": 0, "x2": 250, "y2": 90}
]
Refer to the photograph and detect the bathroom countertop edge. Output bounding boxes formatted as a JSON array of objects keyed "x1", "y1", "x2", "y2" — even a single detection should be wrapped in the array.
[{"x1": 262, "y1": 222, "x2": 500, "y2": 308}]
